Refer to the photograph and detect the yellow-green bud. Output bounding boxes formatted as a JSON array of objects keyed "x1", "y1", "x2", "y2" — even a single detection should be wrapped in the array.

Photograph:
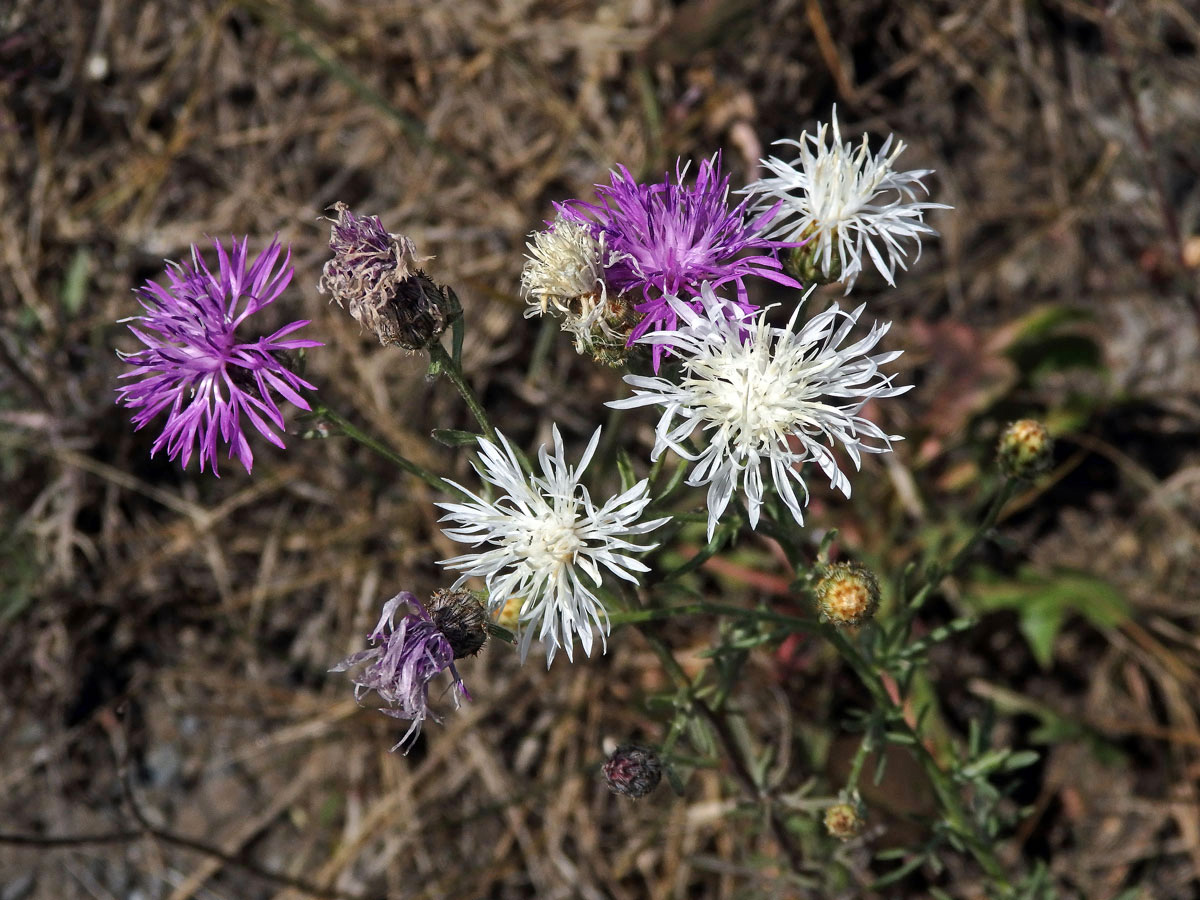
[
  {"x1": 824, "y1": 800, "x2": 865, "y2": 841},
  {"x1": 784, "y1": 233, "x2": 843, "y2": 286},
  {"x1": 997, "y1": 419, "x2": 1053, "y2": 480},
  {"x1": 815, "y1": 562, "x2": 880, "y2": 627}
]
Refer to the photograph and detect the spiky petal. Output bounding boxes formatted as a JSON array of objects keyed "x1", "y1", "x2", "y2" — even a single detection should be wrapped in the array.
[{"x1": 331, "y1": 591, "x2": 471, "y2": 753}]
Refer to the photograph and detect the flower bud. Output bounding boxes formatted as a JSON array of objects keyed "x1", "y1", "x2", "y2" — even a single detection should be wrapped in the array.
[
  {"x1": 319, "y1": 202, "x2": 460, "y2": 351},
  {"x1": 602, "y1": 744, "x2": 662, "y2": 799},
  {"x1": 814, "y1": 562, "x2": 880, "y2": 627},
  {"x1": 996, "y1": 419, "x2": 1053, "y2": 480},
  {"x1": 784, "y1": 237, "x2": 841, "y2": 286},
  {"x1": 428, "y1": 588, "x2": 488, "y2": 659},
  {"x1": 824, "y1": 799, "x2": 865, "y2": 841}
]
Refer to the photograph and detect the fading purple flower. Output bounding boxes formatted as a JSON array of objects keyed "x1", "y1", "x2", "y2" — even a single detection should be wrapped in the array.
[
  {"x1": 558, "y1": 154, "x2": 799, "y2": 369},
  {"x1": 318, "y1": 202, "x2": 460, "y2": 351},
  {"x1": 332, "y1": 590, "x2": 483, "y2": 752},
  {"x1": 116, "y1": 236, "x2": 321, "y2": 475}
]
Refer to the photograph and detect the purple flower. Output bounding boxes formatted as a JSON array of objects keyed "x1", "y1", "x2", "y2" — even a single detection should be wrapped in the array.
[
  {"x1": 558, "y1": 154, "x2": 799, "y2": 369},
  {"x1": 116, "y1": 237, "x2": 322, "y2": 475},
  {"x1": 332, "y1": 591, "x2": 476, "y2": 752}
]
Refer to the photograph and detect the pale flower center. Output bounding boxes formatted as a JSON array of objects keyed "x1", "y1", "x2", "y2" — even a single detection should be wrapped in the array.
[
  {"x1": 689, "y1": 342, "x2": 810, "y2": 455},
  {"x1": 518, "y1": 507, "x2": 585, "y2": 570}
]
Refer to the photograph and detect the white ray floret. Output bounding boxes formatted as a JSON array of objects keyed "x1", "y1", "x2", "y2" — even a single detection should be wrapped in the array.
[
  {"x1": 741, "y1": 107, "x2": 950, "y2": 291},
  {"x1": 609, "y1": 284, "x2": 910, "y2": 539},
  {"x1": 438, "y1": 425, "x2": 670, "y2": 667}
]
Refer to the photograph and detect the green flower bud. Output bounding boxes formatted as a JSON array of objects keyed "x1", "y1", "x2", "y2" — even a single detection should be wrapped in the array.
[
  {"x1": 824, "y1": 800, "x2": 866, "y2": 841},
  {"x1": 997, "y1": 419, "x2": 1053, "y2": 480}
]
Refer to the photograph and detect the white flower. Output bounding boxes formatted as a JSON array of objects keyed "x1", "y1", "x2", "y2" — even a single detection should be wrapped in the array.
[
  {"x1": 437, "y1": 425, "x2": 669, "y2": 666},
  {"x1": 741, "y1": 107, "x2": 950, "y2": 291},
  {"x1": 520, "y1": 215, "x2": 629, "y2": 351},
  {"x1": 608, "y1": 284, "x2": 909, "y2": 539}
]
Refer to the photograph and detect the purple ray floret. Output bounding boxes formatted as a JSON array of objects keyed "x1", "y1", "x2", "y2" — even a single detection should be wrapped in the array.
[
  {"x1": 331, "y1": 591, "x2": 468, "y2": 752},
  {"x1": 558, "y1": 154, "x2": 799, "y2": 369},
  {"x1": 116, "y1": 236, "x2": 322, "y2": 475}
]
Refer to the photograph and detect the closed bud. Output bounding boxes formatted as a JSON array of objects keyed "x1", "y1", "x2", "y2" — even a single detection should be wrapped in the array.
[
  {"x1": 602, "y1": 744, "x2": 662, "y2": 799},
  {"x1": 824, "y1": 799, "x2": 865, "y2": 841},
  {"x1": 815, "y1": 562, "x2": 880, "y2": 627},
  {"x1": 428, "y1": 588, "x2": 488, "y2": 659},
  {"x1": 319, "y1": 202, "x2": 460, "y2": 351},
  {"x1": 784, "y1": 235, "x2": 842, "y2": 286},
  {"x1": 997, "y1": 419, "x2": 1053, "y2": 480}
]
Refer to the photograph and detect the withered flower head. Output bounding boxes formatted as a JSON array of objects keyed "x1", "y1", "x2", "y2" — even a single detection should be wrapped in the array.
[{"x1": 318, "y1": 202, "x2": 460, "y2": 351}]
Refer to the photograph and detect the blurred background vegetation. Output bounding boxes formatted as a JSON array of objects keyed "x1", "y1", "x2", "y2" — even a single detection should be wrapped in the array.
[{"x1": 2, "y1": 0, "x2": 1199, "y2": 897}]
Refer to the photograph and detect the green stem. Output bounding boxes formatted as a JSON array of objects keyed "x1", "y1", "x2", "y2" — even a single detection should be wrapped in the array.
[
  {"x1": 428, "y1": 342, "x2": 500, "y2": 448},
  {"x1": 316, "y1": 405, "x2": 460, "y2": 497},
  {"x1": 824, "y1": 622, "x2": 1011, "y2": 888},
  {"x1": 639, "y1": 628, "x2": 806, "y2": 873},
  {"x1": 908, "y1": 479, "x2": 1018, "y2": 614},
  {"x1": 607, "y1": 602, "x2": 819, "y2": 633}
]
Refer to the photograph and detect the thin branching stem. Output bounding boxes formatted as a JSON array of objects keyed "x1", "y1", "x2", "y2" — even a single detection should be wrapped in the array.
[{"x1": 315, "y1": 404, "x2": 462, "y2": 497}]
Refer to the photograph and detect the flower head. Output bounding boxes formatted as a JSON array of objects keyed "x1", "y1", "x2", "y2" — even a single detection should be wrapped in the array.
[
  {"x1": 609, "y1": 284, "x2": 909, "y2": 538},
  {"x1": 559, "y1": 154, "x2": 798, "y2": 369},
  {"x1": 437, "y1": 426, "x2": 670, "y2": 666},
  {"x1": 116, "y1": 236, "x2": 321, "y2": 475},
  {"x1": 520, "y1": 215, "x2": 639, "y2": 365},
  {"x1": 602, "y1": 744, "x2": 663, "y2": 799},
  {"x1": 742, "y1": 108, "x2": 949, "y2": 291},
  {"x1": 996, "y1": 418, "x2": 1053, "y2": 480},
  {"x1": 825, "y1": 798, "x2": 866, "y2": 841},
  {"x1": 331, "y1": 589, "x2": 483, "y2": 752},
  {"x1": 318, "y1": 202, "x2": 459, "y2": 350},
  {"x1": 815, "y1": 562, "x2": 880, "y2": 626}
]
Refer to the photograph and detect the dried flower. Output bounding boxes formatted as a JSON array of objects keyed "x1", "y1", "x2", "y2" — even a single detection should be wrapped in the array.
[
  {"x1": 824, "y1": 799, "x2": 865, "y2": 840},
  {"x1": 520, "y1": 215, "x2": 639, "y2": 364},
  {"x1": 997, "y1": 419, "x2": 1053, "y2": 480},
  {"x1": 559, "y1": 154, "x2": 798, "y2": 369},
  {"x1": 609, "y1": 284, "x2": 909, "y2": 539},
  {"x1": 116, "y1": 236, "x2": 321, "y2": 476},
  {"x1": 318, "y1": 202, "x2": 460, "y2": 350},
  {"x1": 815, "y1": 562, "x2": 880, "y2": 626},
  {"x1": 602, "y1": 744, "x2": 662, "y2": 799},
  {"x1": 331, "y1": 590, "x2": 477, "y2": 752},
  {"x1": 742, "y1": 107, "x2": 949, "y2": 290},
  {"x1": 437, "y1": 426, "x2": 670, "y2": 666}
]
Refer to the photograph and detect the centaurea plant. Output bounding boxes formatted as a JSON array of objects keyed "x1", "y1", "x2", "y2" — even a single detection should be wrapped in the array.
[{"x1": 114, "y1": 109, "x2": 1058, "y2": 898}]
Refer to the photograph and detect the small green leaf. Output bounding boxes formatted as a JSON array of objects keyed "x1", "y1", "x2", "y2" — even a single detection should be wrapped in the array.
[
  {"x1": 61, "y1": 247, "x2": 91, "y2": 317},
  {"x1": 969, "y1": 568, "x2": 1130, "y2": 668},
  {"x1": 616, "y1": 449, "x2": 636, "y2": 492},
  {"x1": 431, "y1": 428, "x2": 483, "y2": 447}
]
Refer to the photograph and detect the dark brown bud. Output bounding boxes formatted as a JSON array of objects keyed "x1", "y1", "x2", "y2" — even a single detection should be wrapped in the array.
[
  {"x1": 602, "y1": 744, "x2": 662, "y2": 799},
  {"x1": 428, "y1": 588, "x2": 488, "y2": 659}
]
